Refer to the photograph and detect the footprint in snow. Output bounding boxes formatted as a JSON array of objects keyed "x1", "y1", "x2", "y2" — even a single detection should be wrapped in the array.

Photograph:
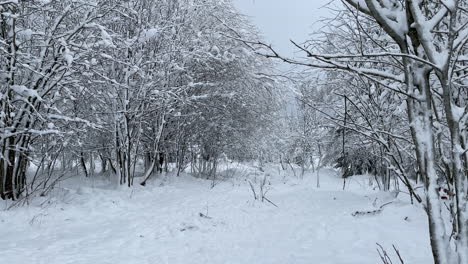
[{"x1": 179, "y1": 223, "x2": 199, "y2": 232}]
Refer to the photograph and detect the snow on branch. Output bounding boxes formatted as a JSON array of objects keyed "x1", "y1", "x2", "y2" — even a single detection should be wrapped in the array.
[
  {"x1": 343, "y1": 0, "x2": 371, "y2": 15},
  {"x1": 48, "y1": 114, "x2": 93, "y2": 127}
]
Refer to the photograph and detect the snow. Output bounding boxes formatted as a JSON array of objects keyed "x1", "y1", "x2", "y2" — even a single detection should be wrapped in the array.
[
  {"x1": 0, "y1": 0, "x2": 18, "y2": 5},
  {"x1": 18, "y1": 29, "x2": 33, "y2": 40},
  {"x1": 63, "y1": 47, "x2": 74, "y2": 67},
  {"x1": 441, "y1": 0, "x2": 456, "y2": 11},
  {"x1": 139, "y1": 28, "x2": 160, "y2": 42},
  {"x1": 0, "y1": 166, "x2": 433, "y2": 264},
  {"x1": 451, "y1": 104, "x2": 465, "y2": 122},
  {"x1": 48, "y1": 114, "x2": 92, "y2": 126},
  {"x1": 11, "y1": 85, "x2": 42, "y2": 100},
  {"x1": 37, "y1": 0, "x2": 51, "y2": 5},
  {"x1": 98, "y1": 28, "x2": 115, "y2": 48}
]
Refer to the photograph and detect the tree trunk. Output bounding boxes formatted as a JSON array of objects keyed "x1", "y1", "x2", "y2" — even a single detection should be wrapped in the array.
[
  {"x1": 0, "y1": 136, "x2": 27, "y2": 200},
  {"x1": 439, "y1": 76, "x2": 468, "y2": 264},
  {"x1": 404, "y1": 62, "x2": 450, "y2": 264},
  {"x1": 80, "y1": 152, "x2": 88, "y2": 178}
]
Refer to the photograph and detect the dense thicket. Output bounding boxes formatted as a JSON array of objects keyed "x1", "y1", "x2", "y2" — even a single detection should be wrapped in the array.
[{"x1": 0, "y1": 0, "x2": 282, "y2": 199}]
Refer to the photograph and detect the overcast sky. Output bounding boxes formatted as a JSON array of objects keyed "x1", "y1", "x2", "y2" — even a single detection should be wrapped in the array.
[{"x1": 233, "y1": 0, "x2": 332, "y2": 57}]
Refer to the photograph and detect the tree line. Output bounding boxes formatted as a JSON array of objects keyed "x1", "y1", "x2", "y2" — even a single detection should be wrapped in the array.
[
  {"x1": 0, "y1": 0, "x2": 282, "y2": 199},
  {"x1": 253, "y1": 1, "x2": 467, "y2": 263}
]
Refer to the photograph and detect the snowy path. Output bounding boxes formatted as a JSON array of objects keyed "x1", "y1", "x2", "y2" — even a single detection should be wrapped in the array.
[{"x1": 0, "y1": 169, "x2": 432, "y2": 264}]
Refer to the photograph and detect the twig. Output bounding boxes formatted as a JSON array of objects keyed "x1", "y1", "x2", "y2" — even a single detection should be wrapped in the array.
[
  {"x1": 248, "y1": 181, "x2": 257, "y2": 200},
  {"x1": 263, "y1": 196, "x2": 279, "y2": 208}
]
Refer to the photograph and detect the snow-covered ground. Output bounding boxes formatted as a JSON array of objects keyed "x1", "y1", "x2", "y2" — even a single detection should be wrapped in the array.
[{"x1": 0, "y1": 165, "x2": 432, "y2": 264}]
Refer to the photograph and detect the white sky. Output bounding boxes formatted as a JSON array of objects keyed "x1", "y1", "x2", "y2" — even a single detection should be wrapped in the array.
[{"x1": 233, "y1": 0, "x2": 333, "y2": 57}]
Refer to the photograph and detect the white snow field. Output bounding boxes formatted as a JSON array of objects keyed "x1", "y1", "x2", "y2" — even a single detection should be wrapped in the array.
[{"x1": 0, "y1": 166, "x2": 432, "y2": 264}]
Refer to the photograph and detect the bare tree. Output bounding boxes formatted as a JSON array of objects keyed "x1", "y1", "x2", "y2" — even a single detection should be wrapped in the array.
[{"x1": 245, "y1": 1, "x2": 467, "y2": 263}]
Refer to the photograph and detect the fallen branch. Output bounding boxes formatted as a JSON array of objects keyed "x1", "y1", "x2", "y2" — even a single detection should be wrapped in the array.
[
  {"x1": 352, "y1": 201, "x2": 394, "y2": 217},
  {"x1": 263, "y1": 196, "x2": 279, "y2": 208}
]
